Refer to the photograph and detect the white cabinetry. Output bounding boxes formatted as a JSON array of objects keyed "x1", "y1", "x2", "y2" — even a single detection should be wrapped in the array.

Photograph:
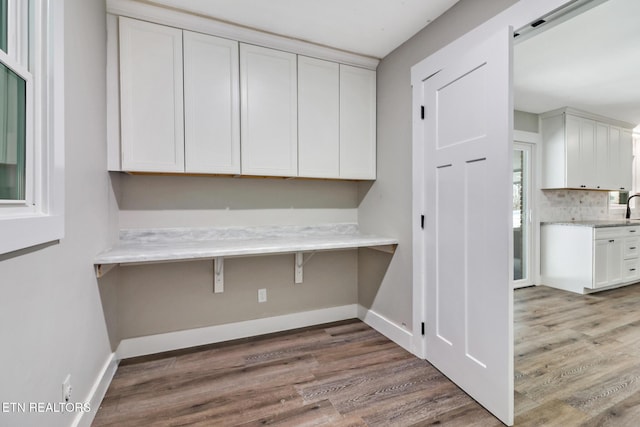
[
  {"x1": 541, "y1": 224, "x2": 640, "y2": 294},
  {"x1": 183, "y1": 31, "x2": 240, "y2": 174},
  {"x1": 593, "y1": 236, "x2": 623, "y2": 288},
  {"x1": 297, "y1": 58, "x2": 377, "y2": 180},
  {"x1": 240, "y1": 44, "x2": 298, "y2": 177},
  {"x1": 119, "y1": 18, "x2": 240, "y2": 174},
  {"x1": 119, "y1": 17, "x2": 184, "y2": 172},
  {"x1": 541, "y1": 108, "x2": 634, "y2": 190},
  {"x1": 339, "y1": 65, "x2": 376, "y2": 180},
  {"x1": 111, "y1": 17, "x2": 377, "y2": 180},
  {"x1": 298, "y1": 56, "x2": 340, "y2": 178}
]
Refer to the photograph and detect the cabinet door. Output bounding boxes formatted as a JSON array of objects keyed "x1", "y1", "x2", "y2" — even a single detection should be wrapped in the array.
[
  {"x1": 240, "y1": 44, "x2": 297, "y2": 177},
  {"x1": 615, "y1": 129, "x2": 633, "y2": 191},
  {"x1": 622, "y1": 130, "x2": 633, "y2": 191},
  {"x1": 594, "y1": 239, "x2": 609, "y2": 288},
  {"x1": 594, "y1": 238, "x2": 624, "y2": 289},
  {"x1": 565, "y1": 115, "x2": 582, "y2": 188},
  {"x1": 595, "y1": 122, "x2": 609, "y2": 189},
  {"x1": 119, "y1": 17, "x2": 184, "y2": 172},
  {"x1": 608, "y1": 238, "x2": 624, "y2": 285},
  {"x1": 183, "y1": 31, "x2": 239, "y2": 174},
  {"x1": 298, "y1": 56, "x2": 339, "y2": 178},
  {"x1": 339, "y1": 65, "x2": 376, "y2": 179}
]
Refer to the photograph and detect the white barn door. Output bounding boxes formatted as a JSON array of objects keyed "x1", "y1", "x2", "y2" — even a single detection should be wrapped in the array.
[{"x1": 420, "y1": 28, "x2": 514, "y2": 425}]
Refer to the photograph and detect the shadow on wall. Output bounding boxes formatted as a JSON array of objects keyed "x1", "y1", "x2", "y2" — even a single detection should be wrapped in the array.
[
  {"x1": 97, "y1": 268, "x2": 120, "y2": 352},
  {"x1": 112, "y1": 173, "x2": 359, "y2": 211},
  {"x1": 358, "y1": 247, "x2": 394, "y2": 310}
]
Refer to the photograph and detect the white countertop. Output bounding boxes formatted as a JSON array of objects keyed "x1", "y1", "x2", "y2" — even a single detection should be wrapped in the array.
[
  {"x1": 541, "y1": 220, "x2": 640, "y2": 228},
  {"x1": 94, "y1": 223, "x2": 398, "y2": 265}
]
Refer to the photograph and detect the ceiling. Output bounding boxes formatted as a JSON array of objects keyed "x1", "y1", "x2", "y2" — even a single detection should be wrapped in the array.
[
  {"x1": 514, "y1": 0, "x2": 640, "y2": 127},
  {"x1": 145, "y1": 0, "x2": 460, "y2": 58}
]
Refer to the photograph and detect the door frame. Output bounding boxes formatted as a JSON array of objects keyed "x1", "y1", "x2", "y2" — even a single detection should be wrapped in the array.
[
  {"x1": 411, "y1": 0, "x2": 576, "y2": 359},
  {"x1": 513, "y1": 131, "x2": 541, "y2": 288}
]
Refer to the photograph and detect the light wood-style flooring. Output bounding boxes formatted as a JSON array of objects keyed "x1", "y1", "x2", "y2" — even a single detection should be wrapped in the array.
[{"x1": 93, "y1": 284, "x2": 640, "y2": 426}]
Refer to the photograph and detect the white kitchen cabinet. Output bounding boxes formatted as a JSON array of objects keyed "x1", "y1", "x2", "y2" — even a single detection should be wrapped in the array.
[
  {"x1": 111, "y1": 17, "x2": 377, "y2": 180},
  {"x1": 339, "y1": 65, "x2": 376, "y2": 179},
  {"x1": 609, "y1": 127, "x2": 633, "y2": 191},
  {"x1": 541, "y1": 108, "x2": 634, "y2": 190},
  {"x1": 119, "y1": 17, "x2": 184, "y2": 172},
  {"x1": 240, "y1": 44, "x2": 298, "y2": 177},
  {"x1": 593, "y1": 237, "x2": 623, "y2": 288},
  {"x1": 183, "y1": 31, "x2": 240, "y2": 174},
  {"x1": 298, "y1": 56, "x2": 339, "y2": 178},
  {"x1": 541, "y1": 224, "x2": 640, "y2": 294}
]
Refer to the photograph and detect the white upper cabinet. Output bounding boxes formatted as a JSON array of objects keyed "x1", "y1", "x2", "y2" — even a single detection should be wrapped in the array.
[
  {"x1": 339, "y1": 65, "x2": 376, "y2": 180},
  {"x1": 541, "y1": 108, "x2": 634, "y2": 190},
  {"x1": 298, "y1": 56, "x2": 340, "y2": 178},
  {"x1": 111, "y1": 16, "x2": 377, "y2": 180},
  {"x1": 183, "y1": 31, "x2": 240, "y2": 174},
  {"x1": 119, "y1": 17, "x2": 184, "y2": 172},
  {"x1": 609, "y1": 127, "x2": 633, "y2": 191},
  {"x1": 240, "y1": 44, "x2": 298, "y2": 177}
]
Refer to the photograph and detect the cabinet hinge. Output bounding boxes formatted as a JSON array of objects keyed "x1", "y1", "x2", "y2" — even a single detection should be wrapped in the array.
[
  {"x1": 421, "y1": 106, "x2": 425, "y2": 120},
  {"x1": 421, "y1": 322, "x2": 425, "y2": 336},
  {"x1": 421, "y1": 215, "x2": 425, "y2": 229}
]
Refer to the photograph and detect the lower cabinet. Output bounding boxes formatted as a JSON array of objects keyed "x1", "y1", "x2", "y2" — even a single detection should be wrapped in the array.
[
  {"x1": 593, "y1": 237, "x2": 623, "y2": 289},
  {"x1": 541, "y1": 224, "x2": 640, "y2": 294}
]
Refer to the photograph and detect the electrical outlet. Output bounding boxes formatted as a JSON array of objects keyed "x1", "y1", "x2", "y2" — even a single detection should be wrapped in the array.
[
  {"x1": 258, "y1": 288, "x2": 267, "y2": 303},
  {"x1": 62, "y1": 374, "x2": 72, "y2": 403}
]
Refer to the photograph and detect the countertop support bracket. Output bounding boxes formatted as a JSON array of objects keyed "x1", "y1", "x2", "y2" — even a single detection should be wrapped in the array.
[
  {"x1": 295, "y1": 252, "x2": 304, "y2": 284},
  {"x1": 214, "y1": 257, "x2": 224, "y2": 293}
]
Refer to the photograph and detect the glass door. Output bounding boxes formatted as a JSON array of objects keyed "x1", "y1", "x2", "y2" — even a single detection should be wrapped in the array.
[{"x1": 513, "y1": 142, "x2": 533, "y2": 287}]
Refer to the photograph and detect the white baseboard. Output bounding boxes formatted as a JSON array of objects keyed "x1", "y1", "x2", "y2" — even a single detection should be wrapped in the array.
[
  {"x1": 117, "y1": 304, "x2": 359, "y2": 359},
  {"x1": 357, "y1": 305, "x2": 413, "y2": 352},
  {"x1": 73, "y1": 352, "x2": 119, "y2": 427}
]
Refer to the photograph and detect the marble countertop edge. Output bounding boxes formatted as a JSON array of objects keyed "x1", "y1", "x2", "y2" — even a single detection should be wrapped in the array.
[
  {"x1": 542, "y1": 220, "x2": 640, "y2": 228},
  {"x1": 94, "y1": 225, "x2": 398, "y2": 265}
]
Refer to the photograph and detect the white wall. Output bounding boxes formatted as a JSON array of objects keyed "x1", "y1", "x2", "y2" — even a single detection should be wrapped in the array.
[
  {"x1": 0, "y1": 0, "x2": 117, "y2": 426},
  {"x1": 358, "y1": 0, "x2": 519, "y2": 332}
]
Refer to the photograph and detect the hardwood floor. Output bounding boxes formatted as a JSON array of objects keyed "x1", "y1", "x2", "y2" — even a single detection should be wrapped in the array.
[
  {"x1": 93, "y1": 284, "x2": 640, "y2": 426},
  {"x1": 514, "y1": 284, "x2": 640, "y2": 426},
  {"x1": 92, "y1": 320, "x2": 501, "y2": 426}
]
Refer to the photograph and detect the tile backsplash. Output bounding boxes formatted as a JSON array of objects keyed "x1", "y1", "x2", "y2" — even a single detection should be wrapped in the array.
[{"x1": 539, "y1": 190, "x2": 611, "y2": 222}]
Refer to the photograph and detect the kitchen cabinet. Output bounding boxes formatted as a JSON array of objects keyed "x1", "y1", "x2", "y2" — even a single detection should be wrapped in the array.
[
  {"x1": 119, "y1": 17, "x2": 184, "y2": 172},
  {"x1": 240, "y1": 44, "x2": 298, "y2": 177},
  {"x1": 111, "y1": 17, "x2": 377, "y2": 180},
  {"x1": 298, "y1": 56, "x2": 340, "y2": 178},
  {"x1": 339, "y1": 65, "x2": 377, "y2": 180},
  {"x1": 541, "y1": 108, "x2": 634, "y2": 190},
  {"x1": 183, "y1": 31, "x2": 240, "y2": 174},
  {"x1": 593, "y1": 236, "x2": 623, "y2": 288},
  {"x1": 119, "y1": 18, "x2": 241, "y2": 174},
  {"x1": 297, "y1": 58, "x2": 377, "y2": 180},
  {"x1": 541, "y1": 223, "x2": 640, "y2": 294}
]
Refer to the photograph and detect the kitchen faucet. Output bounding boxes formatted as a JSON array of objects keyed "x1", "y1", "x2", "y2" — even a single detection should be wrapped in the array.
[{"x1": 626, "y1": 194, "x2": 640, "y2": 219}]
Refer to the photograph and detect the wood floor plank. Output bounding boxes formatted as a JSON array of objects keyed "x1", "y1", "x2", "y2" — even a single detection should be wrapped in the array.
[
  {"x1": 93, "y1": 284, "x2": 640, "y2": 426},
  {"x1": 515, "y1": 399, "x2": 590, "y2": 427}
]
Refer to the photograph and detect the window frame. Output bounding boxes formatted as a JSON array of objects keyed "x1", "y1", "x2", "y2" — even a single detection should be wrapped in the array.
[{"x1": 0, "y1": 0, "x2": 64, "y2": 255}]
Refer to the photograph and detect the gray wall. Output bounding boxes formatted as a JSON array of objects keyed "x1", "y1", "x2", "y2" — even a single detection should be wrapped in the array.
[
  {"x1": 358, "y1": 0, "x2": 519, "y2": 331},
  {"x1": 515, "y1": 110, "x2": 540, "y2": 133},
  {"x1": 0, "y1": 1, "x2": 117, "y2": 426},
  {"x1": 113, "y1": 175, "x2": 360, "y2": 339}
]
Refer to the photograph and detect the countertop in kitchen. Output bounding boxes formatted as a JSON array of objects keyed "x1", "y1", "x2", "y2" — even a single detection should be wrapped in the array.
[{"x1": 541, "y1": 220, "x2": 640, "y2": 228}]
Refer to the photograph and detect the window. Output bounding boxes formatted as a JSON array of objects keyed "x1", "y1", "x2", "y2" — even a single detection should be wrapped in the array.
[{"x1": 0, "y1": 1, "x2": 64, "y2": 255}]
